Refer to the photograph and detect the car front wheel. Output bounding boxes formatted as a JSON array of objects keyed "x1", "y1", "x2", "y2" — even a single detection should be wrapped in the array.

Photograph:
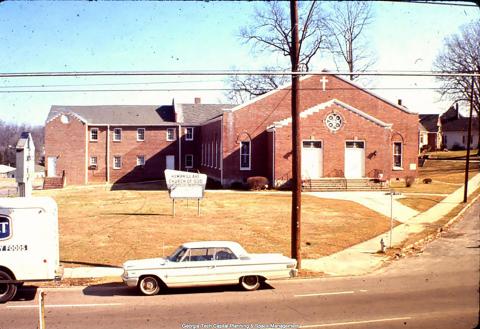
[
  {"x1": 240, "y1": 275, "x2": 261, "y2": 291},
  {"x1": 138, "y1": 276, "x2": 161, "y2": 296}
]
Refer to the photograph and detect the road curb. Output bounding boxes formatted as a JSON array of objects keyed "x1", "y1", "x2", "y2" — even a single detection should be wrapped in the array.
[{"x1": 401, "y1": 193, "x2": 480, "y2": 253}]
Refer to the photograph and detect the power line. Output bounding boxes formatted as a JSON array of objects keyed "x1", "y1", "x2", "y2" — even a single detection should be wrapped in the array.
[
  {"x1": 407, "y1": 1, "x2": 479, "y2": 7},
  {"x1": 0, "y1": 87, "x2": 467, "y2": 94},
  {"x1": 0, "y1": 79, "x2": 224, "y2": 89},
  {"x1": 1, "y1": 70, "x2": 479, "y2": 78}
]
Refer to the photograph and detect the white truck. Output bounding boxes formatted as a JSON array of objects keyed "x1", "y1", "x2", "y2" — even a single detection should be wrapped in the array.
[{"x1": 0, "y1": 197, "x2": 62, "y2": 303}]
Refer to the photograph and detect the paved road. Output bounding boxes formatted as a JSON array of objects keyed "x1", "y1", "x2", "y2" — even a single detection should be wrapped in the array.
[{"x1": 1, "y1": 201, "x2": 478, "y2": 329}]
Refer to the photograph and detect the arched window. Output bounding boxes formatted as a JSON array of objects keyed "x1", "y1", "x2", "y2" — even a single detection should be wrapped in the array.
[{"x1": 240, "y1": 141, "x2": 250, "y2": 170}]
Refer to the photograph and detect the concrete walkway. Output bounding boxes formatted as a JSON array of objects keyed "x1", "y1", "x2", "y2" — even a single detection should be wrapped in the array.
[
  {"x1": 306, "y1": 191, "x2": 419, "y2": 223},
  {"x1": 302, "y1": 173, "x2": 480, "y2": 275}
]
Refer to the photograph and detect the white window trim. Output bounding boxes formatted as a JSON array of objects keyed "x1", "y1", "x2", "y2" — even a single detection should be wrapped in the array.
[
  {"x1": 393, "y1": 142, "x2": 403, "y2": 170},
  {"x1": 215, "y1": 140, "x2": 218, "y2": 169},
  {"x1": 185, "y1": 127, "x2": 194, "y2": 141},
  {"x1": 136, "y1": 155, "x2": 145, "y2": 166},
  {"x1": 89, "y1": 156, "x2": 97, "y2": 166},
  {"x1": 185, "y1": 154, "x2": 194, "y2": 168},
  {"x1": 207, "y1": 142, "x2": 211, "y2": 167},
  {"x1": 240, "y1": 140, "x2": 251, "y2": 170},
  {"x1": 166, "y1": 128, "x2": 176, "y2": 141},
  {"x1": 90, "y1": 128, "x2": 99, "y2": 142},
  {"x1": 113, "y1": 156, "x2": 122, "y2": 170},
  {"x1": 137, "y1": 128, "x2": 145, "y2": 142},
  {"x1": 113, "y1": 128, "x2": 122, "y2": 142}
]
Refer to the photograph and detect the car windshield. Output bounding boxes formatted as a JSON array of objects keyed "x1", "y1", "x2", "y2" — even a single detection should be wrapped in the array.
[{"x1": 168, "y1": 246, "x2": 187, "y2": 262}]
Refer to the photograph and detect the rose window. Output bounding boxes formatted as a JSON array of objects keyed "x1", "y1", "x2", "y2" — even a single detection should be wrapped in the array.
[{"x1": 325, "y1": 113, "x2": 343, "y2": 132}]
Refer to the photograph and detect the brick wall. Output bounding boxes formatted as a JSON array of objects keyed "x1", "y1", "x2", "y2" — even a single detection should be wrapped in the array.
[
  {"x1": 199, "y1": 119, "x2": 222, "y2": 181},
  {"x1": 273, "y1": 103, "x2": 391, "y2": 182},
  {"x1": 105, "y1": 126, "x2": 179, "y2": 184},
  {"x1": 221, "y1": 75, "x2": 419, "y2": 185},
  {"x1": 44, "y1": 114, "x2": 86, "y2": 185}
]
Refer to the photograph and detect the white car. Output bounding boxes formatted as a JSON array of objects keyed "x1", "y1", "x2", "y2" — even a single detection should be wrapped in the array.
[{"x1": 122, "y1": 241, "x2": 297, "y2": 295}]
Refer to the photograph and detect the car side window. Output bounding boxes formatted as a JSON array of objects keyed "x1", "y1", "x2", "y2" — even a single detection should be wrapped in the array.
[
  {"x1": 214, "y1": 248, "x2": 237, "y2": 260},
  {"x1": 187, "y1": 248, "x2": 214, "y2": 261}
]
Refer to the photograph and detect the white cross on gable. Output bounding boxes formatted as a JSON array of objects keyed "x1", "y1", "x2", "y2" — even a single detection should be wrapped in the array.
[{"x1": 320, "y1": 76, "x2": 329, "y2": 92}]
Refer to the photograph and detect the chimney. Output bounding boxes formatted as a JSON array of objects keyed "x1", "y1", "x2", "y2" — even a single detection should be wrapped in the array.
[
  {"x1": 398, "y1": 99, "x2": 402, "y2": 106},
  {"x1": 194, "y1": 97, "x2": 201, "y2": 104}
]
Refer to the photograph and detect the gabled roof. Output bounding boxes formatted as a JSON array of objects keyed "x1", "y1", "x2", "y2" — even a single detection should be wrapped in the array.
[
  {"x1": 225, "y1": 71, "x2": 416, "y2": 115},
  {"x1": 419, "y1": 114, "x2": 440, "y2": 132},
  {"x1": 442, "y1": 118, "x2": 479, "y2": 132},
  {"x1": 268, "y1": 99, "x2": 392, "y2": 130},
  {"x1": 176, "y1": 103, "x2": 235, "y2": 125},
  {"x1": 47, "y1": 105, "x2": 176, "y2": 126}
]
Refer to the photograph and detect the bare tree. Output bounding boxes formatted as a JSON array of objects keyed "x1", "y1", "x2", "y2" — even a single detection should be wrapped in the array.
[
  {"x1": 0, "y1": 119, "x2": 44, "y2": 167},
  {"x1": 225, "y1": 67, "x2": 288, "y2": 104},
  {"x1": 433, "y1": 19, "x2": 480, "y2": 152},
  {"x1": 225, "y1": 1, "x2": 328, "y2": 103},
  {"x1": 326, "y1": 1, "x2": 374, "y2": 81},
  {"x1": 240, "y1": 1, "x2": 328, "y2": 71}
]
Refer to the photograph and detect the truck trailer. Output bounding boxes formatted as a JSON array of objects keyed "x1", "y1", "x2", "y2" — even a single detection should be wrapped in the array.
[{"x1": 0, "y1": 197, "x2": 62, "y2": 303}]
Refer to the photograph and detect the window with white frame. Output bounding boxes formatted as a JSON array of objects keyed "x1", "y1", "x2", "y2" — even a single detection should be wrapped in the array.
[
  {"x1": 113, "y1": 156, "x2": 122, "y2": 169},
  {"x1": 166, "y1": 128, "x2": 176, "y2": 141},
  {"x1": 89, "y1": 156, "x2": 97, "y2": 168},
  {"x1": 240, "y1": 141, "x2": 251, "y2": 170},
  {"x1": 90, "y1": 128, "x2": 98, "y2": 141},
  {"x1": 207, "y1": 142, "x2": 211, "y2": 167},
  {"x1": 185, "y1": 127, "x2": 194, "y2": 141},
  {"x1": 136, "y1": 155, "x2": 145, "y2": 166},
  {"x1": 215, "y1": 140, "x2": 218, "y2": 169},
  {"x1": 185, "y1": 154, "x2": 193, "y2": 168},
  {"x1": 393, "y1": 142, "x2": 402, "y2": 169},
  {"x1": 137, "y1": 128, "x2": 145, "y2": 141},
  {"x1": 113, "y1": 128, "x2": 122, "y2": 141}
]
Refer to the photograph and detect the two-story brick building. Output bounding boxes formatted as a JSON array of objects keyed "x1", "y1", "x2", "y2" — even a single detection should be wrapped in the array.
[{"x1": 44, "y1": 74, "x2": 419, "y2": 188}]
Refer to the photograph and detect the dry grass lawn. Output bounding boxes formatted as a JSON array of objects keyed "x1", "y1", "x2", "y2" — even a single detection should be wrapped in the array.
[
  {"x1": 34, "y1": 187, "x2": 393, "y2": 267},
  {"x1": 394, "y1": 160, "x2": 479, "y2": 211}
]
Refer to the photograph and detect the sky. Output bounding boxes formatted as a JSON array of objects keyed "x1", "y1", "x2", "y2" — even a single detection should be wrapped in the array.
[{"x1": 0, "y1": 1, "x2": 478, "y2": 126}]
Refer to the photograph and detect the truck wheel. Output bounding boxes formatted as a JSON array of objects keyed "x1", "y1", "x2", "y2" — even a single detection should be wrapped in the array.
[
  {"x1": 240, "y1": 275, "x2": 261, "y2": 291},
  {"x1": 138, "y1": 276, "x2": 160, "y2": 296},
  {"x1": 0, "y1": 270, "x2": 17, "y2": 303}
]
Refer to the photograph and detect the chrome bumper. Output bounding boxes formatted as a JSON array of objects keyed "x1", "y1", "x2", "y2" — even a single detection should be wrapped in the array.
[{"x1": 122, "y1": 273, "x2": 139, "y2": 287}]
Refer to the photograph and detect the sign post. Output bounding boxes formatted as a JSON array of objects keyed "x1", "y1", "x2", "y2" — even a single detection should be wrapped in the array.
[{"x1": 164, "y1": 170, "x2": 207, "y2": 216}]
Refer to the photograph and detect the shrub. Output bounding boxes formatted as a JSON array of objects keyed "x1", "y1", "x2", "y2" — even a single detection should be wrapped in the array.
[
  {"x1": 246, "y1": 176, "x2": 269, "y2": 190},
  {"x1": 405, "y1": 176, "x2": 415, "y2": 187},
  {"x1": 230, "y1": 181, "x2": 246, "y2": 190},
  {"x1": 423, "y1": 178, "x2": 432, "y2": 184},
  {"x1": 206, "y1": 178, "x2": 222, "y2": 189},
  {"x1": 451, "y1": 143, "x2": 465, "y2": 151}
]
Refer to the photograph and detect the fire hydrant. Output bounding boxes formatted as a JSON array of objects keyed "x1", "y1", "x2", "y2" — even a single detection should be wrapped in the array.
[{"x1": 380, "y1": 238, "x2": 386, "y2": 253}]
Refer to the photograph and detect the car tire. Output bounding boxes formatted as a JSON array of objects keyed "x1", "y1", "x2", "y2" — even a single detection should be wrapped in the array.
[
  {"x1": 0, "y1": 270, "x2": 17, "y2": 303},
  {"x1": 240, "y1": 275, "x2": 261, "y2": 291},
  {"x1": 138, "y1": 276, "x2": 161, "y2": 296}
]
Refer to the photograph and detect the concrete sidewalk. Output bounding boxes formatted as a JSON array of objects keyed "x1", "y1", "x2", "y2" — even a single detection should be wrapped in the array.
[
  {"x1": 302, "y1": 173, "x2": 480, "y2": 275},
  {"x1": 63, "y1": 173, "x2": 480, "y2": 280},
  {"x1": 306, "y1": 191, "x2": 419, "y2": 223}
]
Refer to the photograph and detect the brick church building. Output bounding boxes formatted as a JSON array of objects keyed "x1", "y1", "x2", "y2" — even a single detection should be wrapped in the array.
[{"x1": 44, "y1": 74, "x2": 419, "y2": 188}]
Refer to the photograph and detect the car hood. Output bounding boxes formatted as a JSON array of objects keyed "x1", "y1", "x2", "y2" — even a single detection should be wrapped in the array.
[{"x1": 123, "y1": 257, "x2": 167, "y2": 270}]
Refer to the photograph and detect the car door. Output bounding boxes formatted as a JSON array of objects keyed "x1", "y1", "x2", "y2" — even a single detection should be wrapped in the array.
[{"x1": 166, "y1": 248, "x2": 217, "y2": 287}]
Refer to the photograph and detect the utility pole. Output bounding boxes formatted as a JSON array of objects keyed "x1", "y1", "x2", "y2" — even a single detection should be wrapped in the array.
[
  {"x1": 463, "y1": 76, "x2": 475, "y2": 203},
  {"x1": 290, "y1": 0, "x2": 302, "y2": 268}
]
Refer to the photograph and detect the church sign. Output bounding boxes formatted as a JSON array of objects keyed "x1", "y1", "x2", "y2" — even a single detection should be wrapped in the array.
[{"x1": 164, "y1": 170, "x2": 207, "y2": 215}]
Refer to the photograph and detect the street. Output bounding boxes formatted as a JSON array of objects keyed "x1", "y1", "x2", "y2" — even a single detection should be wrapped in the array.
[{"x1": 1, "y1": 201, "x2": 478, "y2": 329}]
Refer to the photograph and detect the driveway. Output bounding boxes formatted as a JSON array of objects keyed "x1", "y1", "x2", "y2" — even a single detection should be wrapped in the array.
[{"x1": 306, "y1": 191, "x2": 419, "y2": 223}]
